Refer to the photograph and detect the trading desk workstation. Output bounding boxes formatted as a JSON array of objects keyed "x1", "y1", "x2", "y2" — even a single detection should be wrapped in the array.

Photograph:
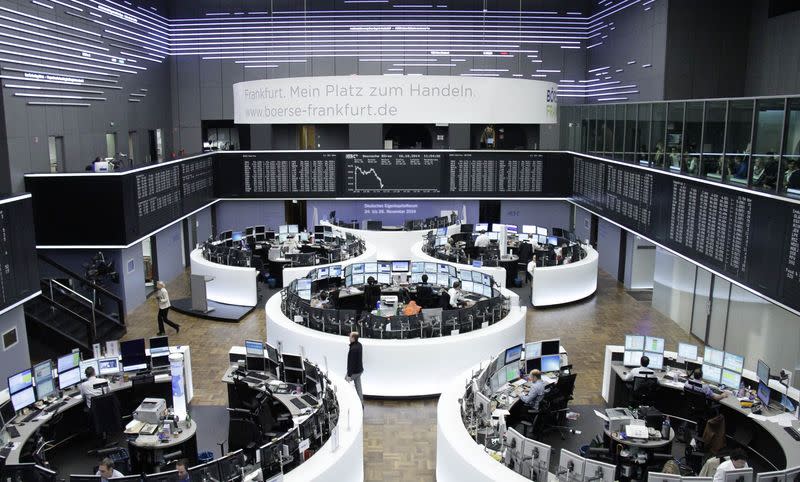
[
  {"x1": 603, "y1": 336, "x2": 800, "y2": 475},
  {"x1": 267, "y1": 258, "x2": 526, "y2": 397}
]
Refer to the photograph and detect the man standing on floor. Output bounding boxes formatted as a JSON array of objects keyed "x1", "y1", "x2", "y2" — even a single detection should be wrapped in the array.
[
  {"x1": 156, "y1": 281, "x2": 180, "y2": 335},
  {"x1": 346, "y1": 332, "x2": 364, "y2": 404}
]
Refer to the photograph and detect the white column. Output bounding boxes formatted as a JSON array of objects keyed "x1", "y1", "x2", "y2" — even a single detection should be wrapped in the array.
[{"x1": 169, "y1": 353, "x2": 187, "y2": 420}]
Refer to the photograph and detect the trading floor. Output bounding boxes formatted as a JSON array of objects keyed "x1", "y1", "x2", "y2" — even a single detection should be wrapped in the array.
[{"x1": 119, "y1": 268, "x2": 698, "y2": 481}]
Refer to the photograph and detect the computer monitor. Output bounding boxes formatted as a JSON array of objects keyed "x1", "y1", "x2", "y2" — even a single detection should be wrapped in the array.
[
  {"x1": 504, "y1": 344, "x2": 523, "y2": 365},
  {"x1": 58, "y1": 366, "x2": 81, "y2": 390},
  {"x1": 522, "y1": 225, "x2": 537, "y2": 234},
  {"x1": 645, "y1": 353, "x2": 664, "y2": 370},
  {"x1": 525, "y1": 342, "x2": 542, "y2": 360},
  {"x1": 541, "y1": 354, "x2": 560, "y2": 373},
  {"x1": 583, "y1": 459, "x2": 616, "y2": 482},
  {"x1": 723, "y1": 352, "x2": 744, "y2": 373},
  {"x1": 352, "y1": 263, "x2": 365, "y2": 274},
  {"x1": 299, "y1": 232, "x2": 309, "y2": 242},
  {"x1": 724, "y1": 468, "x2": 753, "y2": 482},
  {"x1": 317, "y1": 267, "x2": 329, "y2": 279},
  {"x1": 644, "y1": 336, "x2": 664, "y2": 353},
  {"x1": 721, "y1": 369, "x2": 741, "y2": 389},
  {"x1": 491, "y1": 223, "x2": 505, "y2": 233},
  {"x1": 424, "y1": 262, "x2": 437, "y2": 274},
  {"x1": 121, "y1": 338, "x2": 148, "y2": 372},
  {"x1": 558, "y1": 449, "x2": 585, "y2": 482},
  {"x1": 189, "y1": 460, "x2": 222, "y2": 481},
  {"x1": 781, "y1": 394, "x2": 796, "y2": 413},
  {"x1": 757, "y1": 381, "x2": 771, "y2": 406},
  {"x1": 33, "y1": 360, "x2": 55, "y2": 401},
  {"x1": 648, "y1": 473, "x2": 683, "y2": 482},
  {"x1": 330, "y1": 265, "x2": 342, "y2": 278},
  {"x1": 282, "y1": 353, "x2": 304, "y2": 371},
  {"x1": 461, "y1": 280, "x2": 475, "y2": 293},
  {"x1": 704, "y1": 346, "x2": 724, "y2": 366},
  {"x1": 755, "y1": 471, "x2": 786, "y2": 482},
  {"x1": 784, "y1": 467, "x2": 800, "y2": 482},
  {"x1": 536, "y1": 227, "x2": 548, "y2": 236},
  {"x1": 475, "y1": 223, "x2": 489, "y2": 232},
  {"x1": 624, "y1": 351, "x2": 643, "y2": 367},
  {"x1": 149, "y1": 335, "x2": 169, "y2": 355},
  {"x1": 10, "y1": 385, "x2": 35, "y2": 412},
  {"x1": 377, "y1": 273, "x2": 391, "y2": 285},
  {"x1": 625, "y1": 335, "x2": 645, "y2": 351},
  {"x1": 245, "y1": 339, "x2": 264, "y2": 357},
  {"x1": 288, "y1": 225, "x2": 299, "y2": 234},
  {"x1": 279, "y1": 225, "x2": 288, "y2": 234},
  {"x1": 546, "y1": 236, "x2": 559, "y2": 246},
  {"x1": 98, "y1": 357, "x2": 120, "y2": 376},
  {"x1": 505, "y1": 364, "x2": 520, "y2": 382},
  {"x1": 1, "y1": 399, "x2": 15, "y2": 425},
  {"x1": 701, "y1": 363, "x2": 722, "y2": 384},
  {"x1": 757, "y1": 359, "x2": 770, "y2": 383},
  {"x1": 678, "y1": 343, "x2": 699, "y2": 362},
  {"x1": 143, "y1": 470, "x2": 179, "y2": 481},
  {"x1": 486, "y1": 232, "x2": 499, "y2": 241},
  {"x1": 352, "y1": 273, "x2": 365, "y2": 286},
  {"x1": 391, "y1": 261, "x2": 409, "y2": 273},
  {"x1": 377, "y1": 261, "x2": 392, "y2": 273},
  {"x1": 231, "y1": 231, "x2": 243, "y2": 242},
  {"x1": 541, "y1": 339, "x2": 560, "y2": 356},
  {"x1": 521, "y1": 438, "x2": 550, "y2": 481},
  {"x1": 57, "y1": 352, "x2": 81, "y2": 374},
  {"x1": 218, "y1": 449, "x2": 247, "y2": 480},
  {"x1": 8, "y1": 368, "x2": 32, "y2": 395},
  {"x1": 410, "y1": 262, "x2": 424, "y2": 273},
  {"x1": 506, "y1": 225, "x2": 518, "y2": 235}
]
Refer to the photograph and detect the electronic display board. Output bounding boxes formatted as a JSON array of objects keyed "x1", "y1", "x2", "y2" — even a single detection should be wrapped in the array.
[
  {"x1": 449, "y1": 151, "x2": 570, "y2": 197},
  {"x1": 215, "y1": 151, "x2": 338, "y2": 198},
  {"x1": 0, "y1": 195, "x2": 39, "y2": 311},
  {"x1": 342, "y1": 151, "x2": 442, "y2": 196}
]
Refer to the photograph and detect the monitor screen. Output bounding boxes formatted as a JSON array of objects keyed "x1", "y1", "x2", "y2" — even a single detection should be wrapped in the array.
[
  {"x1": 541, "y1": 339, "x2": 560, "y2": 356},
  {"x1": 410, "y1": 262, "x2": 424, "y2": 273},
  {"x1": 518, "y1": 234, "x2": 530, "y2": 242},
  {"x1": 781, "y1": 394, "x2": 796, "y2": 412},
  {"x1": 460, "y1": 270, "x2": 472, "y2": 282},
  {"x1": 541, "y1": 354, "x2": 561, "y2": 373},
  {"x1": 11, "y1": 386, "x2": 35, "y2": 412},
  {"x1": 352, "y1": 263, "x2": 365, "y2": 275},
  {"x1": 646, "y1": 353, "x2": 664, "y2": 370},
  {"x1": 0, "y1": 399, "x2": 14, "y2": 425},
  {"x1": 317, "y1": 267, "x2": 329, "y2": 279},
  {"x1": 491, "y1": 224, "x2": 504, "y2": 233},
  {"x1": 623, "y1": 350, "x2": 643, "y2": 367},
  {"x1": 757, "y1": 359, "x2": 770, "y2": 383},
  {"x1": 475, "y1": 223, "x2": 489, "y2": 232},
  {"x1": 231, "y1": 231, "x2": 243, "y2": 242},
  {"x1": 121, "y1": 339, "x2": 147, "y2": 372},
  {"x1": 701, "y1": 363, "x2": 722, "y2": 384},
  {"x1": 506, "y1": 225, "x2": 518, "y2": 235},
  {"x1": 625, "y1": 335, "x2": 645, "y2": 351},
  {"x1": 33, "y1": 360, "x2": 55, "y2": 401},
  {"x1": 438, "y1": 263, "x2": 450, "y2": 274},
  {"x1": 282, "y1": 354, "x2": 303, "y2": 370},
  {"x1": 644, "y1": 336, "x2": 665, "y2": 354},
  {"x1": 504, "y1": 344, "x2": 523, "y2": 365},
  {"x1": 377, "y1": 273, "x2": 391, "y2": 285},
  {"x1": 288, "y1": 225, "x2": 299, "y2": 234},
  {"x1": 704, "y1": 347, "x2": 724, "y2": 366},
  {"x1": 505, "y1": 364, "x2": 520, "y2": 382},
  {"x1": 486, "y1": 232, "x2": 499, "y2": 241},
  {"x1": 437, "y1": 227, "x2": 447, "y2": 237},
  {"x1": 757, "y1": 381, "x2": 770, "y2": 406},
  {"x1": 297, "y1": 279, "x2": 312, "y2": 291},
  {"x1": 678, "y1": 343, "x2": 698, "y2": 361},
  {"x1": 538, "y1": 234, "x2": 548, "y2": 245},
  {"x1": 546, "y1": 236, "x2": 559, "y2": 245},
  {"x1": 279, "y1": 225, "x2": 288, "y2": 234},
  {"x1": 57, "y1": 352, "x2": 81, "y2": 374},
  {"x1": 720, "y1": 369, "x2": 741, "y2": 389},
  {"x1": 522, "y1": 225, "x2": 537, "y2": 234},
  {"x1": 298, "y1": 289, "x2": 311, "y2": 301},
  {"x1": 149, "y1": 336, "x2": 169, "y2": 354},
  {"x1": 536, "y1": 227, "x2": 548, "y2": 236},
  {"x1": 410, "y1": 273, "x2": 422, "y2": 284},
  {"x1": 481, "y1": 274, "x2": 491, "y2": 286},
  {"x1": 58, "y1": 366, "x2": 81, "y2": 390},
  {"x1": 330, "y1": 265, "x2": 342, "y2": 277},
  {"x1": 435, "y1": 236, "x2": 446, "y2": 247},
  {"x1": 364, "y1": 262, "x2": 377, "y2": 274},
  {"x1": 377, "y1": 261, "x2": 392, "y2": 273},
  {"x1": 424, "y1": 262, "x2": 437, "y2": 274},
  {"x1": 723, "y1": 352, "x2": 744, "y2": 373},
  {"x1": 98, "y1": 357, "x2": 120, "y2": 376},
  {"x1": 482, "y1": 284, "x2": 492, "y2": 297},
  {"x1": 189, "y1": 460, "x2": 222, "y2": 481},
  {"x1": 392, "y1": 261, "x2": 409, "y2": 272},
  {"x1": 8, "y1": 368, "x2": 32, "y2": 394},
  {"x1": 525, "y1": 342, "x2": 542, "y2": 359},
  {"x1": 245, "y1": 340, "x2": 264, "y2": 357},
  {"x1": 352, "y1": 274, "x2": 365, "y2": 286},
  {"x1": 461, "y1": 280, "x2": 474, "y2": 293}
]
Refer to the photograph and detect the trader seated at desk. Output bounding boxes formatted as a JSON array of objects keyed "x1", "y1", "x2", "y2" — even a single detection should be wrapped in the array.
[
  {"x1": 282, "y1": 234, "x2": 301, "y2": 254},
  {"x1": 684, "y1": 368, "x2": 728, "y2": 401},
  {"x1": 712, "y1": 448, "x2": 749, "y2": 482},
  {"x1": 80, "y1": 366, "x2": 108, "y2": 408},
  {"x1": 364, "y1": 276, "x2": 382, "y2": 310},
  {"x1": 311, "y1": 290, "x2": 331, "y2": 309},
  {"x1": 520, "y1": 369, "x2": 546, "y2": 410},
  {"x1": 622, "y1": 355, "x2": 654, "y2": 381},
  {"x1": 447, "y1": 280, "x2": 473, "y2": 309},
  {"x1": 96, "y1": 457, "x2": 125, "y2": 480},
  {"x1": 474, "y1": 230, "x2": 491, "y2": 249}
]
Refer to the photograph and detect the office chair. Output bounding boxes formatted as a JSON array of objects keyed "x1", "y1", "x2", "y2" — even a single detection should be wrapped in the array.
[
  {"x1": 439, "y1": 291, "x2": 451, "y2": 310},
  {"x1": 227, "y1": 408, "x2": 262, "y2": 452},
  {"x1": 631, "y1": 375, "x2": 659, "y2": 407},
  {"x1": 683, "y1": 386, "x2": 716, "y2": 433},
  {"x1": 442, "y1": 310, "x2": 460, "y2": 335},
  {"x1": 422, "y1": 308, "x2": 443, "y2": 337},
  {"x1": 88, "y1": 392, "x2": 122, "y2": 454},
  {"x1": 533, "y1": 373, "x2": 578, "y2": 440},
  {"x1": 516, "y1": 242, "x2": 533, "y2": 284},
  {"x1": 232, "y1": 378, "x2": 264, "y2": 412}
]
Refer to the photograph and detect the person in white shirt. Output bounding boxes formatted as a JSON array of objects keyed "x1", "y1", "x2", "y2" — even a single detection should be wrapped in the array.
[
  {"x1": 282, "y1": 234, "x2": 300, "y2": 254},
  {"x1": 623, "y1": 355, "x2": 654, "y2": 381},
  {"x1": 447, "y1": 280, "x2": 469, "y2": 308},
  {"x1": 96, "y1": 457, "x2": 124, "y2": 480},
  {"x1": 713, "y1": 449, "x2": 748, "y2": 482},
  {"x1": 156, "y1": 281, "x2": 180, "y2": 336},
  {"x1": 311, "y1": 291, "x2": 331, "y2": 309},
  {"x1": 474, "y1": 230, "x2": 491, "y2": 248},
  {"x1": 79, "y1": 366, "x2": 107, "y2": 408}
]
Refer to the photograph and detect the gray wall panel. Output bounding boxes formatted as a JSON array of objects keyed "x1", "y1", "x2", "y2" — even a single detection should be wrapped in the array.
[{"x1": 0, "y1": 307, "x2": 30, "y2": 388}]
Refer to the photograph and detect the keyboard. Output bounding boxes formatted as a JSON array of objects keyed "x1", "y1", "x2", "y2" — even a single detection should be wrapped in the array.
[
  {"x1": 785, "y1": 426, "x2": 800, "y2": 441},
  {"x1": 21, "y1": 410, "x2": 41, "y2": 422},
  {"x1": 44, "y1": 400, "x2": 68, "y2": 413},
  {"x1": 244, "y1": 377, "x2": 265, "y2": 386},
  {"x1": 5, "y1": 425, "x2": 20, "y2": 438},
  {"x1": 290, "y1": 398, "x2": 307, "y2": 409},
  {"x1": 248, "y1": 371, "x2": 269, "y2": 381},
  {"x1": 301, "y1": 394, "x2": 318, "y2": 406}
]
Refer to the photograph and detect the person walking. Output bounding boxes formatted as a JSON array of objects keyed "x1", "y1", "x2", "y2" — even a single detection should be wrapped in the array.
[
  {"x1": 156, "y1": 281, "x2": 180, "y2": 335},
  {"x1": 346, "y1": 332, "x2": 364, "y2": 404}
]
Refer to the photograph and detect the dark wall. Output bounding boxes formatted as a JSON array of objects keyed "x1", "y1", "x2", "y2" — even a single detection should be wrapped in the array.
[
  {"x1": 664, "y1": 0, "x2": 751, "y2": 100},
  {"x1": 745, "y1": 2, "x2": 800, "y2": 96},
  {"x1": 0, "y1": 307, "x2": 30, "y2": 389}
]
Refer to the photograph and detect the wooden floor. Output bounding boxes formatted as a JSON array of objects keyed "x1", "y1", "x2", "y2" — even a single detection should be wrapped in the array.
[{"x1": 121, "y1": 269, "x2": 700, "y2": 481}]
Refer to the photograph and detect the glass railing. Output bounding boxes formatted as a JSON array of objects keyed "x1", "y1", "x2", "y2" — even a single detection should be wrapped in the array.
[{"x1": 559, "y1": 95, "x2": 800, "y2": 198}]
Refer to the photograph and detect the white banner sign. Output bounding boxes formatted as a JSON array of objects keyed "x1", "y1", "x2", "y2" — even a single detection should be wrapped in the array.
[{"x1": 233, "y1": 75, "x2": 558, "y2": 124}]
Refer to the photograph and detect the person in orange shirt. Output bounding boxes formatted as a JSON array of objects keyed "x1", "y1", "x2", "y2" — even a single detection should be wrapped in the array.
[{"x1": 403, "y1": 300, "x2": 422, "y2": 316}]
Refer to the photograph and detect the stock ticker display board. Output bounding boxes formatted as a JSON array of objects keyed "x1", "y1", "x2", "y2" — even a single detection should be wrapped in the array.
[{"x1": 0, "y1": 195, "x2": 39, "y2": 311}]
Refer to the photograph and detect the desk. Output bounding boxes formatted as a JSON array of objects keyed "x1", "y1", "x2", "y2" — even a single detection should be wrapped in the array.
[
  {"x1": 605, "y1": 427, "x2": 674, "y2": 450},
  {"x1": 323, "y1": 220, "x2": 460, "y2": 260},
  {"x1": 527, "y1": 245, "x2": 598, "y2": 307},
  {"x1": 190, "y1": 248, "x2": 258, "y2": 306},
  {"x1": 282, "y1": 241, "x2": 377, "y2": 287},
  {"x1": 128, "y1": 419, "x2": 198, "y2": 473},
  {"x1": 412, "y1": 241, "x2": 510, "y2": 289},
  {"x1": 267, "y1": 291, "x2": 526, "y2": 397},
  {"x1": 603, "y1": 346, "x2": 800, "y2": 470}
]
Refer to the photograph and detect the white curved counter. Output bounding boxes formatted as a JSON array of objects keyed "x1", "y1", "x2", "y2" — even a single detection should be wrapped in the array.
[
  {"x1": 266, "y1": 293, "x2": 526, "y2": 397},
  {"x1": 285, "y1": 370, "x2": 364, "y2": 482},
  {"x1": 321, "y1": 220, "x2": 459, "y2": 260},
  {"x1": 189, "y1": 249, "x2": 258, "y2": 306},
  {"x1": 411, "y1": 241, "x2": 510, "y2": 289},
  {"x1": 281, "y1": 242, "x2": 379, "y2": 288},
  {"x1": 436, "y1": 365, "x2": 532, "y2": 482},
  {"x1": 527, "y1": 246, "x2": 599, "y2": 307}
]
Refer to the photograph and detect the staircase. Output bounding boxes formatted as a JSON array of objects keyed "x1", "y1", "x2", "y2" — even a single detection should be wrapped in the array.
[{"x1": 24, "y1": 254, "x2": 126, "y2": 354}]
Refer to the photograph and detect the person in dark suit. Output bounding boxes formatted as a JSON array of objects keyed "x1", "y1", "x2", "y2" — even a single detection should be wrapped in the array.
[
  {"x1": 346, "y1": 332, "x2": 364, "y2": 404},
  {"x1": 363, "y1": 276, "x2": 381, "y2": 310},
  {"x1": 416, "y1": 274, "x2": 434, "y2": 307}
]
